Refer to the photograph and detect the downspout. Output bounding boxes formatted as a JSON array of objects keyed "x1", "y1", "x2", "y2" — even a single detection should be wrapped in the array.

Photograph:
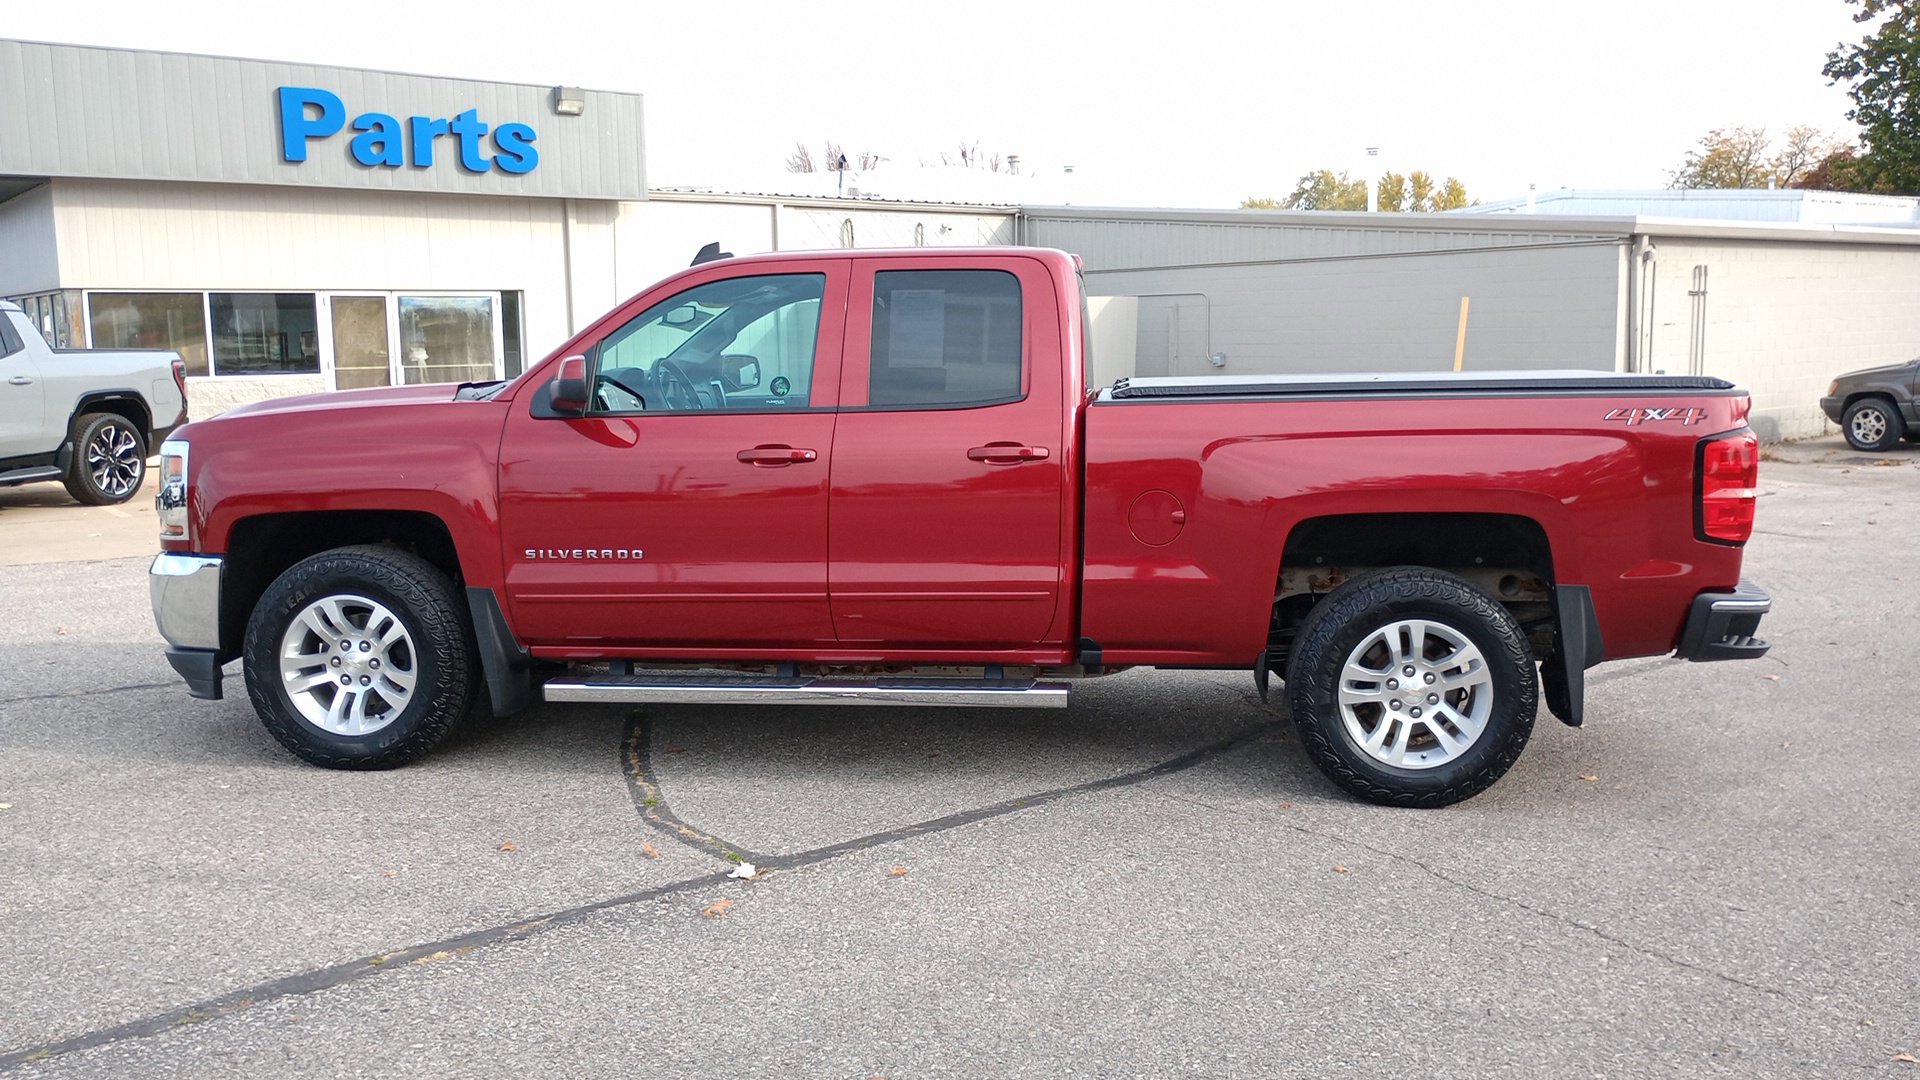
[{"x1": 1625, "y1": 233, "x2": 1652, "y2": 373}]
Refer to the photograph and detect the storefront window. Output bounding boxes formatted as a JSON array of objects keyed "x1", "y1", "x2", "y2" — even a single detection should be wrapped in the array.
[
  {"x1": 210, "y1": 293, "x2": 320, "y2": 375},
  {"x1": 399, "y1": 296, "x2": 495, "y2": 384},
  {"x1": 4, "y1": 291, "x2": 83, "y2": 348},
  {"x1": 89, "y1": 293, "x2": 210, "y2": 375}
]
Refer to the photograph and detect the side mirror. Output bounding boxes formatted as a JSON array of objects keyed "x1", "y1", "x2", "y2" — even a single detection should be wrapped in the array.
[
  {"x1": 550, "y1": 354, "x2": 590, "y2": 414},
  {"x1": 720, "y1": 354, "x2": 761, "y2": 390}
]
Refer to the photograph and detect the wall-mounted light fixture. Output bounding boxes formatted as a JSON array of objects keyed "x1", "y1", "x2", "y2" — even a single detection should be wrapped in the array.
[{"x1": 553, "y1": 87, "x2": 585, "y2": 116}]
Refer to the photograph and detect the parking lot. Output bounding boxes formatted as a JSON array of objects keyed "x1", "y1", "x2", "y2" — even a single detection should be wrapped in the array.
[{"x1": 0, "y1": 438, "x2": 1915, "y2": 1079}]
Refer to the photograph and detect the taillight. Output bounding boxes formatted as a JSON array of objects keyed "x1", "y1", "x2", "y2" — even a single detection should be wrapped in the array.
[
  {"x1": 170, "y1": 358, "x2": 188, "y2": 425},
  {"x1": 1697, "y1": 429, "x2": 1758, "y2": 544}
]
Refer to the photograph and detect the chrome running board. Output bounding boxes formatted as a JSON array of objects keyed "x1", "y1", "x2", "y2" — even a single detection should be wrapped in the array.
[{"x1": 541, "y1": 672, "x2": 1070, "y2": 709}]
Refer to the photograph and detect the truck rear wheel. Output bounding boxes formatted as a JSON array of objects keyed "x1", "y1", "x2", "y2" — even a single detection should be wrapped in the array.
[
  {"x1": 242, "y1": 545, "x2": 478, "y2": 769},
  {"x1": 1285, "y1": 567, "x2": 1536, "y2": 808},
  {"x1": 62, "y1": 412, "x2": 146, "y2": 505}
]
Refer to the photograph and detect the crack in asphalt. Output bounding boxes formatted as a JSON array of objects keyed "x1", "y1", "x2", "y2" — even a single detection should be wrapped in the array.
[
  {"x1": 0, "y1": 705, "x2": 1284, "y2": 1072},
  {"x1": 0, "y1": 682, "x2": 175, "y2": 707}
]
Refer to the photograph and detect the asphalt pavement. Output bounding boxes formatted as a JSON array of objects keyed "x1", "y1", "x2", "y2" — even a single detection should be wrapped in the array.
[{"x1": 0, "y1": 439, "x2": 1914, "y2": 1078}]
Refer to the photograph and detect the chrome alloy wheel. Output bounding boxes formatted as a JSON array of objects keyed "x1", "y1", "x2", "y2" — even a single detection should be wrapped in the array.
[
  {"x1": 1850, "y1": 407, "x2": 1889, "y2": 446},
  {"x1": 1336, "y1": 618, "x2": 1493, "y2": 770},
  {"x1": 86, "y1": 421, "x2": 143, "y2": 500},
  {"x1": 277, "y1": 593, "x2": 418, "y2": 735}
]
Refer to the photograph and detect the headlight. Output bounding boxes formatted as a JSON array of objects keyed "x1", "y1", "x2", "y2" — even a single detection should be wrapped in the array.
[{"x1": 157, "y1": 438, "x2": 189, "y2": 542}]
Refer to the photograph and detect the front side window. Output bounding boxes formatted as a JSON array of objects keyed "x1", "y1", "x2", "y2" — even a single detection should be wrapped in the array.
[
  {"x1": 868, "y1": 269, "x2": 1022, "y2": 408},
  {"x1": 590, "y1": 273, "x2": 826, "y2": 414}
]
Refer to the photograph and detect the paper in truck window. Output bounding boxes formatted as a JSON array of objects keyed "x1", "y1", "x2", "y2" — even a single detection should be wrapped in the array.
[{"x1": 886, "y1": 289, "x2": 945, "y2": 368}]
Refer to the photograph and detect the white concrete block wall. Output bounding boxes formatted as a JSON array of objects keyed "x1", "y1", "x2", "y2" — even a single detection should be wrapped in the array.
[
  {"x1": 184, "y1": 375, "x2": 325, "y2": 422},
  {"x1": 1643, "y1": 239, "x2": 1920, "y2": 440}
]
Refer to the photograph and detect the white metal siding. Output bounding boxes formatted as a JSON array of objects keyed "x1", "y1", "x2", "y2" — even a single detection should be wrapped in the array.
[{"x1": 0, "y1": 183, "x2": 58, "y2": 295}]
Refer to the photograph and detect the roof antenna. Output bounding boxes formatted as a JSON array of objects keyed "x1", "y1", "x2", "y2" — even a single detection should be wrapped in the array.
[{"x1": 689, "y1": 242, "x2": 733, "y2": 267}]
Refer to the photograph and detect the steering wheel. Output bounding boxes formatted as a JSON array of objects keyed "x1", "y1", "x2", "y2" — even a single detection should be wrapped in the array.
[
  {"x1": 653, "y1": 359, "x2": 703, "y2": 410},
  {"x1": 594, "y1": 369, "x2": 649, "y2": 412}
]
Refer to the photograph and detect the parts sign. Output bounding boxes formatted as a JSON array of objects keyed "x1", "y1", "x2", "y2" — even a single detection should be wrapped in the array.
[{"x1": 277, "y1": 86, "x2": 538, "y2": 175}]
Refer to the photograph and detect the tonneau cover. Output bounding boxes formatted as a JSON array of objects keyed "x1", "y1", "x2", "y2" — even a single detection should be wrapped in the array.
[{"x1": 1101, "y1": 370, "x2": 1736, "y2": 401}]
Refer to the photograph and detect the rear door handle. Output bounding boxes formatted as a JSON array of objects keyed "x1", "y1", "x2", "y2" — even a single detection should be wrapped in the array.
[
  {"x1": 967, "y1": 443, "x2": 1050, "y2": 465},
  {"x1": 6, "y1": 376, "x2": 31, "y2": 386},
  {"x1": 737, "y1": 445, "x2": 818, "y2": 466}
]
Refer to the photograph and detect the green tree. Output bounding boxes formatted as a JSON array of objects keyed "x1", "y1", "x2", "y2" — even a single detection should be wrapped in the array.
[
  {"x1": 1281, "y1": 170, "x2": 1369, "y2": 210},
  {"x1": 1240, "y1": 196, "x2": 1285, "y2": 208},
  {"x1": 1823, "y1": 0, "x2": 1920, "y2": 192}
]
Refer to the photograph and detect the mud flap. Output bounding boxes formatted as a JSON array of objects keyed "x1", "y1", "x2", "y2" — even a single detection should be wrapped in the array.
[{"x1": 1543, "y1": 584, "x2": 1604, "y2": 727}]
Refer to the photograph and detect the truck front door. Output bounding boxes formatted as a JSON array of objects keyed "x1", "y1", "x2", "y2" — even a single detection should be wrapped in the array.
[
  {"x1": 827, "y1": 257, "x2": 1067, "y2": 648},
  {"x1": 499, "y1": 264, "x2": 847, "y2": 648},
  {"x1": 0, "y1": 312, "x2": 48, "y2": 461}
]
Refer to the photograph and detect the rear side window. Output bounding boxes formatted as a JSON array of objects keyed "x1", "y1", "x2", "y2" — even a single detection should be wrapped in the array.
[
  {"x1": 868, "y1": 269, "x2": 1022, "y2": 407},
  {"x1": 0, "y1": 312, "x2": 23, "y2": 358}
]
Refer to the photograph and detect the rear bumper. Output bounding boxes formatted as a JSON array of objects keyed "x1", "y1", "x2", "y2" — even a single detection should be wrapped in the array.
[{"x1": 1674, "y1": 580, "x2": 1771, "y2": 661}]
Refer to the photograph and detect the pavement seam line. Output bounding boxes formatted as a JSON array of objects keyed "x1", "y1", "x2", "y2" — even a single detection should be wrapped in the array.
[{"x1": 0, "y1": 708, "x2": 1285, "y2": 1071}]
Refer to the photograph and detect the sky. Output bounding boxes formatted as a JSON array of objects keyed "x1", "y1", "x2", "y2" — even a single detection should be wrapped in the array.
[{"x1": 4, "y1": 0, "x2": 1877, "y2": 208}]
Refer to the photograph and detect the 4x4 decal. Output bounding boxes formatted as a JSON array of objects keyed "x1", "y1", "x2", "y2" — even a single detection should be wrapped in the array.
[{"x1": 1604, "y1": 405, "x2": 1710, "y2": 426}]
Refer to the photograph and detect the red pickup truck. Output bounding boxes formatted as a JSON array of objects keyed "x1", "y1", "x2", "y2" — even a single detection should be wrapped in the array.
[{"x1": 149, "y1": 247, "x2": 1770, "y2": 806}]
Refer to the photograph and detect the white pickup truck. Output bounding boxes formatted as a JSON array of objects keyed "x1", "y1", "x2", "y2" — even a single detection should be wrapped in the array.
[{"x1": 0, "y1": 300, "x2": 187, "y2": 505}]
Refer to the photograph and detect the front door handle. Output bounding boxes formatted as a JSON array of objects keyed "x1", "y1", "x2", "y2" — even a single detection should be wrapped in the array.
[
  {"x1": 737, "y1": 445, "x2": 818, "y2": 466},
  {"x1": 6, "y1": 376, "x2": 31, "y2": 386},
  {"x1": 967, "y1": 443, "x2": 1050, "y2": 465}
]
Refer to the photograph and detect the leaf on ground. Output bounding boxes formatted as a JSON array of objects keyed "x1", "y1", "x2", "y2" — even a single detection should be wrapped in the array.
[
  {"x1": 1278, "y1": 802, "x2": 1293, "y2": 809},
  {"x1": 1782, "y1": 740, "x2": 1791, "y2": 748},
  {"x1": 55, "y1": 626, "x2": 69, "y2": 635},
  {"x1": 1763, "y1": 673, "x2": 1781, "y2": 681},
  {"x1": 381, "y1": 869, "x2": 398, "y2": 877},
  {"x1": 1333, "y1": 865, "x2": 1350, "y2": 873},
  {"x1": 701, "y1": 898, "x2": 733, "y2": 918},
  {"x1": 889, "y1": 865, "x2": 908, "y2": 876},
  {"x1": 1579, "y1": 773, "x2": 1599, "y2": 782},
  {"x1": 497, "y1": 839, "x2": 518, "y2": 852},
  {"x1": 1890, "y1": 1051, "x2": 1917, "y2": 1063},
  {"x1": 641, "y1": 840, "x2": 659, "y2": 859}
]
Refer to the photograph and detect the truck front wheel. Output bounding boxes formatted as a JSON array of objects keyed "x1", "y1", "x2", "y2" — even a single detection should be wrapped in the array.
[
  {"x1": 1285, "y1": 567, "x2": 1536, "y2": 808},
  {"x1": 242, "y1": 545, "x2": 478, "y2": 769}
]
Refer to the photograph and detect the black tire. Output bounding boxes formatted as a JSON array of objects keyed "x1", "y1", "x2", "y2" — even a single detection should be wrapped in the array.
[
  {"x1": 1841, "y1": 397, "x2": 1904, "y2": 452},
  {"x1": 61, "y1": 412, "x2": 147, "y2": 505},
  {"x1": 1285, "y1": 567, "x2": 1536, "y2": 808},
  {"x1": 243, "y1": 545, "x2": 479, "y2": 769}
]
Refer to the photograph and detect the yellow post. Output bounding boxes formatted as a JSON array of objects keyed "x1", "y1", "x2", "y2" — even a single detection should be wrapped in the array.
[{"x1": 1453, "y1": 296, "x2": 1471, "y2": 371}]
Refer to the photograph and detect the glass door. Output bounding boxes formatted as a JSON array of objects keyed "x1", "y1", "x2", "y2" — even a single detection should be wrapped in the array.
[{"x1": 324, "y1": 295, "x2": 393, "y2": 389}]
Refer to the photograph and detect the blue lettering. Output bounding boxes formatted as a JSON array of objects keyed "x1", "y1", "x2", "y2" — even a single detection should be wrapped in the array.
[
  {"x1": 492, "y1": 123, "x2": 539, "y2": 175},
  {"x1": 278, "y1": 86, "x2": 345, "y2": 162},
  {"x1": 409, "y1": 115, "x2": 451, "y2": 168},
  {"x1": 349, "y1": 113, "x2": 404, "y2": 167},
  {"x1": 450, "y1": 108, "x2": 490, "y2": 173},
  {"x1": 278, "y1": 87, "x2": 538, "y2": 175}
]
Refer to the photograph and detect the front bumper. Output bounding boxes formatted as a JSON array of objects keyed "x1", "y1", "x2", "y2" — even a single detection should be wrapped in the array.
[
  {"x1": 150, "y1": 553, "x2": 224, "y2": 699},
  {"x1": 1674, "y1": 579, "x2": 1772, "y2": 661},
  {"x1": 1818, "y1": 395, "x2": 1844, "y2": 425}
]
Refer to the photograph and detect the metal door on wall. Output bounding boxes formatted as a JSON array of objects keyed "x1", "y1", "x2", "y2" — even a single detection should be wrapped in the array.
[{"x1": 318, "y1": 293, "x2": 503, "y2": 390}]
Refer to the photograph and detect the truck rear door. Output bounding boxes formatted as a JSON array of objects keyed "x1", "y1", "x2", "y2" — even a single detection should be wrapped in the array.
[{"x1": 826, "y1": 256, "x2": 1067, "y2": 648}]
